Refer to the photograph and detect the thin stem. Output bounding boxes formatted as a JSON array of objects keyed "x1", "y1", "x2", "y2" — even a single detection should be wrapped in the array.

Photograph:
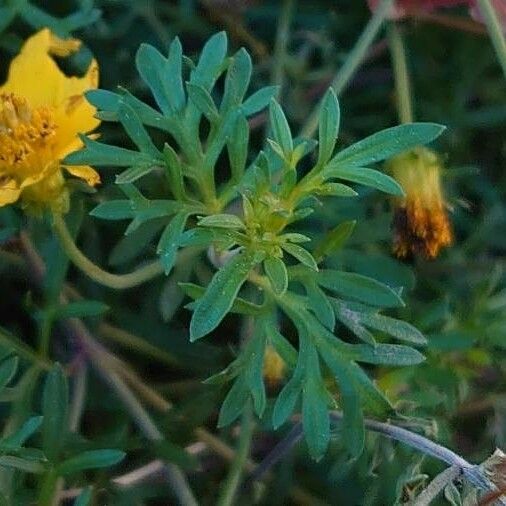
[
  {"x1": 98, "y1": 323, "x2": 181, "y2": 369},
  {"x1": 478, "y1": 0, "x2": 506, "y2": 79},
  {"x1": 68, "y1": 364, "x2": 87, "y2": 433},
  {"x1": 271, "y1": 0, "x2": 296, "y2": 97},
  {"x1": 88, "y1": 353, "x2": 198, "y2": 506},
  {"x1": 413, "y1": 466, "x2": 461, "y2": 506},
  {"x1": 245, "y1": 423, "x2": 303, "y2": 485},
  {"x1": 387, "y1": 22, "x2": 414, "y2": 124},
  {"x1": 216, "y1": 403, "x2": 255, "y2": 506},
  {"x1": 299, "y1": 0, "x2": 394, "y2": 138},
  {"x1": 51, "y1": 213, "x2": 164, "y2": 290}
]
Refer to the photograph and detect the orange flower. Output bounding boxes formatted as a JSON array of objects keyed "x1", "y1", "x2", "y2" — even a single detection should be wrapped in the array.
[
  {"x1": 388, "y1": 147, "x2": 452, "y2": 259},
  {"x1": 0, "y1": 29, "x2": 100, "y2": 213}
]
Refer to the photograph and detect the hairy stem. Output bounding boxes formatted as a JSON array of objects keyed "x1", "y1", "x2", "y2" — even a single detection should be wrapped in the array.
[
  {"x1": 299, "y1": 0, "x2": 394, "y2": 138},
  {"x1": 387, "y1": 22, "x2": 414, "y2": 124},
  {"x1": 52, "y1": 213, "x2": 163, "y2": 290},
  {"x1": 478, "y1": 0, "x2": 506, "y2": 79}
]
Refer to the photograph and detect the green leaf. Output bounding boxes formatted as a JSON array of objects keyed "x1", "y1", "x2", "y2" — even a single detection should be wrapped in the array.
[
  {"x1": 317, "y1": 270, "x2": 404, "y2": 307},
  {"x1": 282, "y1": 243, "x2": 318, "y2": 271},
  {"x1": 302, "y1": 345, "x2": 330, "y2": 460},
  {"x1": 191, "y1": 31, "x2": 228, "y2": 90},
  {"x1": 198, "y1": 214, "x2": 245, "y2": 229},
  {"x1": 90, "y1": 201, "x2": 133, "y2": 220},
  {"x1": 305, "y1": 282, "x2": 335, "y2": 330},
  {"x1": 0, "y1": 416, "x2": 43, "y2": 450},
  {"x1": 180, "y1": 283, "x2": 263, "y2": 316},
  {"x1": 227, "y1": 114, "x2": 249, "y2": 182},
  {"x1": 115, "y1": 161, "x2": 160, "y2": 185},
  {"x1": 218, "y1": 376, "x2": 249, "y2": 427},
  {"x1": 359, "y1": 313, "x2": 427, "y2": 345},
  {"x1": 330, "y1": 123, "x2": 445, "y2": 167},
  {"x1": 57, "y1": 450, "x2": 125, "y2": 476},
  {"x1": 348, "y1": 364, "x2": 394, "y2": 418},
  {"x1": 162, "y1": 144, "x2": 185, "y2": 200},
  {"x1": 0, "y1": 356, "x2": 18, "y2": 391},
  {"x1": 53, "y1": 301, "x2": 109, "y2": 320},
  {"x1": 74, "y1": 487, "x2": 93, "y2": 506},
  {"x1": 264, "y1": 257, "x2": 288, "y2": 296},
  {"x1": 321, "y1": 354, "x2": 364, "y2": 457},
  {"x1": 136, "y1": 44, "x2": 179, "y2": 115},
  {"x1": 269, "y1": 99, "x2": 293, "y2": 156},
  {"x1": 317, "y1": 183, "x2": 358, "y2": 197},
  {"x1": 241, "y1": 86, "x2": 279, "y2": 116},
  {"x1": 42, "y1": 364, "x2": 68, "y2": 462},
  {"x1": 187, "y1": 83, "x2": 219, "y2": 122},
  {"x1": 333, "y1": 300, "x2": 376, "y2": 346},
  {"x1": 324, "y1": 166, "x2": 404, "y2": 196},
  {"x1": 314, "y1": 221, "x2": 356, "y2": 261},
  {"x1": 244, "y1": 334, "x2": 267, "y2": 416},
  {"x1": 157, "y1": 212, "x2": 189, "y2": 275},
  {"x1": 65, "y1": 135, "x2": 152, "y2": 167},
  {"x1": 0, "y1": 455, "x2": 45, "y2": 474},
  {"x1": 272, "y1": 377, "x2": 300, "y2": 429},
  {"x1": 86, "y1": 89, "x2": 166, "y2": 130},
  {"x1": 117, "y1": 103, "x2": 160, "y2": 157},
  {"x1": 318, "y1": 89, "x2": 340, "y2": 165},
  {"x1": 221, "y1": 48, "x2": 252, "y2": 113},
  {"x1": 356, "y1": 343, "x2": 425, "y2": 366},
  {"x1": 165, "y1": 37, "x2": 186, "y2": 112},
  {"x1": 190, "y1": 250, "x2": 263, "y2": 341},
  {"x1": 266, "y1": 327, "x2": 298, "y2": 369}
]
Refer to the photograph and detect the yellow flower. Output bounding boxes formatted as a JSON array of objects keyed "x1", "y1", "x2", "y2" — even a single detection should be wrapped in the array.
[
  {"x1": 387, "y1": 146, "x2": 452, "y2": 259},
  {"x1": 0, "y1": 29, "x2": 100, "y2": 213},
  {"x1": 263, "y1": 345, "x2": 286, "y2": 388}
]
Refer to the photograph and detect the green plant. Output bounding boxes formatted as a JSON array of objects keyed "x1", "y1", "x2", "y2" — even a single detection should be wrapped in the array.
[{"x1": 61, "y1": 32, "x2": 445, "y2": 460}]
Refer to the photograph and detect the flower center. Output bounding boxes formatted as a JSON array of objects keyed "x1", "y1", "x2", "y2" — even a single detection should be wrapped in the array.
[{"x1": 0, "y1": 93, "x2": 57, "y2": 178}]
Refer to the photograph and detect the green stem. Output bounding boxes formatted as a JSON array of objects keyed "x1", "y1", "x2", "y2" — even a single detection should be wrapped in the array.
[
  {"x1": 38, "y1": 468, "x2": 58, "y2": 506},
  {"x1": 478, "y1": 0, "x2": 506, "y2": 79},
  {"x1": 51, "y1": 213, "x2": 164, "y2": 290},
  {"x1": 271, "y1": 0, "x2": 296, "y2": 97},
  {"x1": 387, "y1": 22, "x2": 414, "y2": 124},
  {"x1": 216, "y1": 403, "x2": 254, "y2": 506},
  {"x1": 299, "y1": 0, "x2": 394, "y2": 138},
  {"x1": 98, "y1": 323, "x2": 181, "y2": 369}
]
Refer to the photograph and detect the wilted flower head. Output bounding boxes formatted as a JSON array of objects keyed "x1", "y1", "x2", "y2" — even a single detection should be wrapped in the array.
[
  {"x1": 263, "y1": 345, "x2": 286, "y2": 387},
  {"x1": 0, "y1": 29, "x2": 100, "y2": 214},
  {"x1": 388, "y1": 146, "x2": 452, "y2": 259}
]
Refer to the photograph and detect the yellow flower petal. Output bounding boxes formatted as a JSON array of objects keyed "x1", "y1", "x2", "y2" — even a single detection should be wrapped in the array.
[
  {"x1": 0, "y1": 29, "x2": 98, "y2": 110},
  {"x1": 0, "y1": 29, "x2": 100, "y2": 212},
  {"x1": 64, "y1": 165, "x2": 101, "y2": 187},
  {"x1": 0, "y1": 177, "x2": 21, "y2": 206}
]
